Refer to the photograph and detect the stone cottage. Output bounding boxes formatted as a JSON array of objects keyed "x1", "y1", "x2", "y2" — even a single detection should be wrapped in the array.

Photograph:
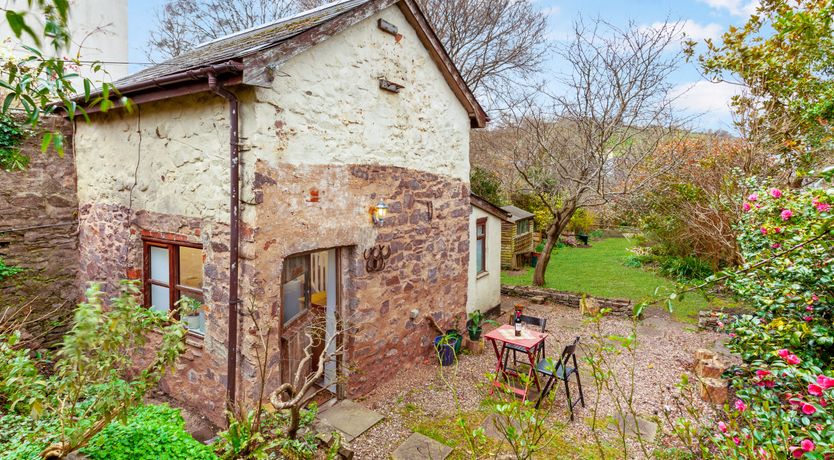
[{"x1": 72, "y1": 0, "x2": 486, "y2": 425}]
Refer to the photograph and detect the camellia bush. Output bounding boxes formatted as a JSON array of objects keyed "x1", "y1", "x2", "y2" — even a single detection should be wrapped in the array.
[{"x1": 714, "y1": 182, "x2": 833, "y2": 458}]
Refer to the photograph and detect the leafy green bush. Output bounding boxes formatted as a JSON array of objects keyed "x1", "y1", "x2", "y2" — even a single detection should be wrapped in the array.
[
  {"x1": 80, "y1": 404, "x2": 215, "y2": 460},
  {"x1": 658, "y1": 256, "x2": 713, "y2": 282},
  {"x1": 589, "y1": 229, "x2": 605, "y2": 239},
  {"x1": 622, "y1": 255, "x2": 643, "y2": 268},
  {"x1": 0, "y1": 413, "x2": 58, "y2": 460},
  {"x1": 0, "y1": 281, "x2": 190, "y2": 458}
]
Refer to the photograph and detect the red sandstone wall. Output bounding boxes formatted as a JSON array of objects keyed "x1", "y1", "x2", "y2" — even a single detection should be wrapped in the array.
[
  {"x1": 77, "y1": 204, "x2": 232, "y2": 426},
  {"x1": 248, "y1": 162, "x2": 470, "y2": 399}
]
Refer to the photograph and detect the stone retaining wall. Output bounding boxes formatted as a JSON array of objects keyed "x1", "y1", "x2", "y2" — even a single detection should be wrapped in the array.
[
  {"x1": 0, "y1": 116, "x2": 78, "y2": 348},
  {"x1": 501, "y1": 284, "x2": 636, "y2": 318}
]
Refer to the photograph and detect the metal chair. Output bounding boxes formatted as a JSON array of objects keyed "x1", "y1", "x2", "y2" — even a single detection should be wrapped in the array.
[
  {"x1": 535, "y1": 336, "x2": 585, "y2": 420},
  {"x1": 502, "y1": 314, "x2": 547, "y2": 371}
]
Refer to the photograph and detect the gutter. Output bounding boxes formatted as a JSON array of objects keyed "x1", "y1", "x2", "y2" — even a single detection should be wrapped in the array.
[
  {"x1": 69, "y1": 61, "x2": 244, "y2": 115},
  {"x1": 208, "y1": 72, "x2": 241, "y2": 411}
]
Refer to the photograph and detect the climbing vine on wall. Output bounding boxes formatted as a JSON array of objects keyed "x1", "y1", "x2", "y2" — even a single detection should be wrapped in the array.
[{"x1": 0, "y1": 116, "x2": 30, "y2": 171}]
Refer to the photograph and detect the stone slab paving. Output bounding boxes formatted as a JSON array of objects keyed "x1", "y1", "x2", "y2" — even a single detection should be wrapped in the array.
[
  {"x1": 610, "y1": 413, "x2": 658, "y2": 441},
  {"x1": 316, "y1": 399, "x2": 384, "y2": 442},
  {"x1": 481, "y1": 413, "x2": 520, "y2": 441},
  {"x1": 391, "y1": 433, "x2": 453, "y2": 460}
]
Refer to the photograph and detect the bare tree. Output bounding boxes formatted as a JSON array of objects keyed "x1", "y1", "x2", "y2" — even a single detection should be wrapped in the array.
[
  {"x1": 145, "y1": 0, "x2": 550, "y2": 108},
  {"x1": 145, "y1": 0, "x2": 303, "y2": 61},
  {"x1": 416, "y1": 0, "x2": 549, "y2": 106},
  {"x1": 510, "y1": 18, "x2": 685, "y2": 286}
]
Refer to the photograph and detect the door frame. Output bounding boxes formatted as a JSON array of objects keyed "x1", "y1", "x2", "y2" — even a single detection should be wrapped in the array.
[{"x1": 278, "y1": 246, "x2": 346, "y2": 400}]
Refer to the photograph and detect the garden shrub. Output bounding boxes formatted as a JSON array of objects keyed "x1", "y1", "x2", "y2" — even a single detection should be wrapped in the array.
[
  {"x1": 708, "y1": 184, "x2": 833, "y2": 457},
  {"x1": 80, "y1": 404, "x2": 216, "y2": 460},
  {"x1": 658, "y1": 255, "x2": 714, "y2": 282},
  {"x1": 0, "y1": 281, "x2": 190, "y2": 458}
]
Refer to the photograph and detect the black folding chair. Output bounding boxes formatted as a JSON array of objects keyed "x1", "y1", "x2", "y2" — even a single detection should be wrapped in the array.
[
  {"x1": 535, "y1": 336, "x2": 585, "y2": 421},
  {"x1": 502, "y1": 314, "x2": 547, "y2": 371}
]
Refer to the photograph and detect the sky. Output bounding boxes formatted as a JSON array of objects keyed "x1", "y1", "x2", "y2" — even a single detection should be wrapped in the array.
[{"x1": 127, "y1": 0, "x2": 759, "y2": 131}]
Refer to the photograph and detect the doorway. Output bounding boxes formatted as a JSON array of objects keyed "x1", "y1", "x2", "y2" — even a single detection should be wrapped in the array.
[{"x1": 280, "y1": 248, "x2": 341, "y2": 395}]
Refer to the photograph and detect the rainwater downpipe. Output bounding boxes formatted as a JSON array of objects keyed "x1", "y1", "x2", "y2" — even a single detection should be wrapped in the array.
[{"x1": 208, "y1": 73, "x2": 240, "y2": 410}]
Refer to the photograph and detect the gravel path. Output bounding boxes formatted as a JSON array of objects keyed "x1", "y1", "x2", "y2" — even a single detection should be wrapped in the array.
[{"x1": 346, "y1": 296, "x2": 724, "y2": 459}]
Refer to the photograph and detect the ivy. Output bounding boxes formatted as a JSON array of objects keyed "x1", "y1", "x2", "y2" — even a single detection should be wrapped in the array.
[
  {"x1": 0, "y1": 258, "x2": 24, "y2": 281},
  {"x1": 0, "y1": 116, "x2": 30, "y2": 172}
]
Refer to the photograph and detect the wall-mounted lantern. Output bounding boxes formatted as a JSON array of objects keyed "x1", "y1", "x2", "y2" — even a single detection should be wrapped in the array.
[{"x1": 371, "y1": 200, "x2": 388, "y2": 226}]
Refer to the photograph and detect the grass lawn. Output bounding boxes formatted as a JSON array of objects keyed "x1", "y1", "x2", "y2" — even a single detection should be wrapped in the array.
[{"x1": 501, "y1": 237, "x2": 720, "y2": 323}]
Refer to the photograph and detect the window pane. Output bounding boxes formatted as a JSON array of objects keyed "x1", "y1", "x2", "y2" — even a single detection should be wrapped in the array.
[
  {"x1": 150, "y1": 285, "x2": 170, "y2": 314},
  {"x1": 477, "y1": 223, "x2": 485, "y2": 237},
  {"x1": 149, "y1": 246, "x2": 169, "y2": 283},
  {"x1": 282, "y1": 255, "x2": 309, "y2": 324},
  {"x1": 179, "y1": 247, "x2": 203, "y2": 289},
  {"x1": 183, "y1": 309, "x2": 206, "y2": 335},
  {"x1": 476, "y1": 239, "x2": 485, "y2": 272}
]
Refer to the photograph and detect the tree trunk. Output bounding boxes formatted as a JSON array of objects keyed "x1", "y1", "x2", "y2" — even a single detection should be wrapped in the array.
[
  {"x1": 287, "y1": 405, "x2": 301, "y2": 439},
  {"x1": 532, "y1": 204, "x2": 577, "y2": 286}
]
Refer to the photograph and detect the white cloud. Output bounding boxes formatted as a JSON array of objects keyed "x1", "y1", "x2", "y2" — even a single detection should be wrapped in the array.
[
  {"x1": 700, "y1": 0, "x2": 759, "y2": 17},
  {"x1": 644, "y1": 19, "x2": 723, "y2": 42},
  {"x1": 671, "y1": 80, "x2": 744, "y2": 129},
  {"x1": 677, "y1": 20, "x2": 724, "y2": 41}
]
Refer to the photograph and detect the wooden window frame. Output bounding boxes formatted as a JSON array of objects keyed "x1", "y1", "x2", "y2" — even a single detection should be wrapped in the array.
[
  {"x1": 476, "y1": 217, "x2": 487, "y2": 274},
  {"x1": 142, "y1": 237, "x2": 204, "y2": 333}
]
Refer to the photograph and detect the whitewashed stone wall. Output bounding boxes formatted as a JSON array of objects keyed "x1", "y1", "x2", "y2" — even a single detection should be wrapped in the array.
[
  {"x1": 242, "y1": 6, "x2": 471, "y2": 182},
  {"x1": 467, "y1": 206, "x2": 503, "y2": 313}
]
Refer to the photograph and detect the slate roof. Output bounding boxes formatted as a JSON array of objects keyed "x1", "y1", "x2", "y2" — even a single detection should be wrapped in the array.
[
  {"x1": 501, "y1": 205, "x2": 535, "y2": 223},
  {"x1": 116, "y1": 0, "x2": 371, "y2": 87}
]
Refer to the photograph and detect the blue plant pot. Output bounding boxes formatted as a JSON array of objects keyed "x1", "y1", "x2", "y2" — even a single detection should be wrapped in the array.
[{"x1": 434, "y1": 335, "x2": 458, "y2": 366}]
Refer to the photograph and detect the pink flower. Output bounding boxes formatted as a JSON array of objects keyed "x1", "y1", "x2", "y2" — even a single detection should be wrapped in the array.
[
  {"x1": 786, "y1": 354, "x2": 801, "y2": 365},
  {"x1": 808, "y1": 384, "x2": 823, "y2": 396},
  {"x1": 801, "y1": 402, "x2": 816, "y2": 415},
  {"x1": 717, "y1": 421, "x2": 727, "y2": 433},
  {"x1": 806, "y1": 305, "x2": 814, "y2": 311},
  {"x1": 770, "y1": 188, "x2": 782, "y2": 198},
  {"x1": 778, "y1": 349, "x2": 790, "y2": 359},
  {"x1": 804, "y1": 316, "x2": 813, "y2": 322},
  {"x1": 756, "y1": 369, "x2": 772, "y2": 378},
  {"x1": 729, "y1": 333, "x2": 736, "y2": 338},
  {"x1": 748, "y1": 193, "x2": 759, "y2": 201},
  {"x1": 781, "y1": 209, "x2": 794, "y2": 220},
  {"x1": 816, "y1": 202, "x2": 831, "y2": 212},
  {"x1": 774, "y1": 227, "x2": 782, "y2": 233},
  {"x1": 733, "y1": 436, "x2": 740, "y2": 445},
  {"x1": 743, "y1": 202, "x2": 752, "y2": 212},
  {"x1": 734, "y1": 399, "x2": 747, "y2": 412},
  {"x1": 761, "y1": 227, "x2": 768, "y2": 235},
  {"x1": 812, "y1": 294, "x2": 819, "y2": 302},
  {"x1": 717, "y1": 321, "x2": 724, "y2": 328},
  {"x1": 790, "y1": 447, "x2": 804, "y2": 458},
  {"x1": 801, "y1": 439, "x2": 815, "y2": 452},
  {"x1": 772, "y1": 243, "x2": 781, "y2": 249},
  {"x1": 817, "y1": 375, "x2": 834, "y2": 389}
]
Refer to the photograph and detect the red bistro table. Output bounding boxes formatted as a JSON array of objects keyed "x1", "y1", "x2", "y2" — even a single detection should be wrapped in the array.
[{"x1": 484, "y1": 324, "x2": 547, "y2": 403}]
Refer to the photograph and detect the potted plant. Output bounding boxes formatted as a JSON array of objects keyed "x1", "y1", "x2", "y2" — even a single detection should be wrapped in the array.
[
  {"x1": 465, "y1": 310, "x2": 497, "y2": 355},
  {"x1": 466, "y1": 310, "x2": 497, "y2": 341}
]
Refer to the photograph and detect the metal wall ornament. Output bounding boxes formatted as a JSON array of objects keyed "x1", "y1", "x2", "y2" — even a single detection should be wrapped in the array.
[{"x1": 364, "y1": 244, "x2": 391, "y2": 272}]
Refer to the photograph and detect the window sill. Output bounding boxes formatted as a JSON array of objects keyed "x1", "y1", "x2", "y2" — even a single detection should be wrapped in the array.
[{"x1": 477, "y1": 271, "x2": 489, "y2": 279}]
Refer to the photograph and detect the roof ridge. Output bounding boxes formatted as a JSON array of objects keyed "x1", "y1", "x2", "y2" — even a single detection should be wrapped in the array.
[{"x1": 195, "y1": 0, "x2": 363, "y2": 49}]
